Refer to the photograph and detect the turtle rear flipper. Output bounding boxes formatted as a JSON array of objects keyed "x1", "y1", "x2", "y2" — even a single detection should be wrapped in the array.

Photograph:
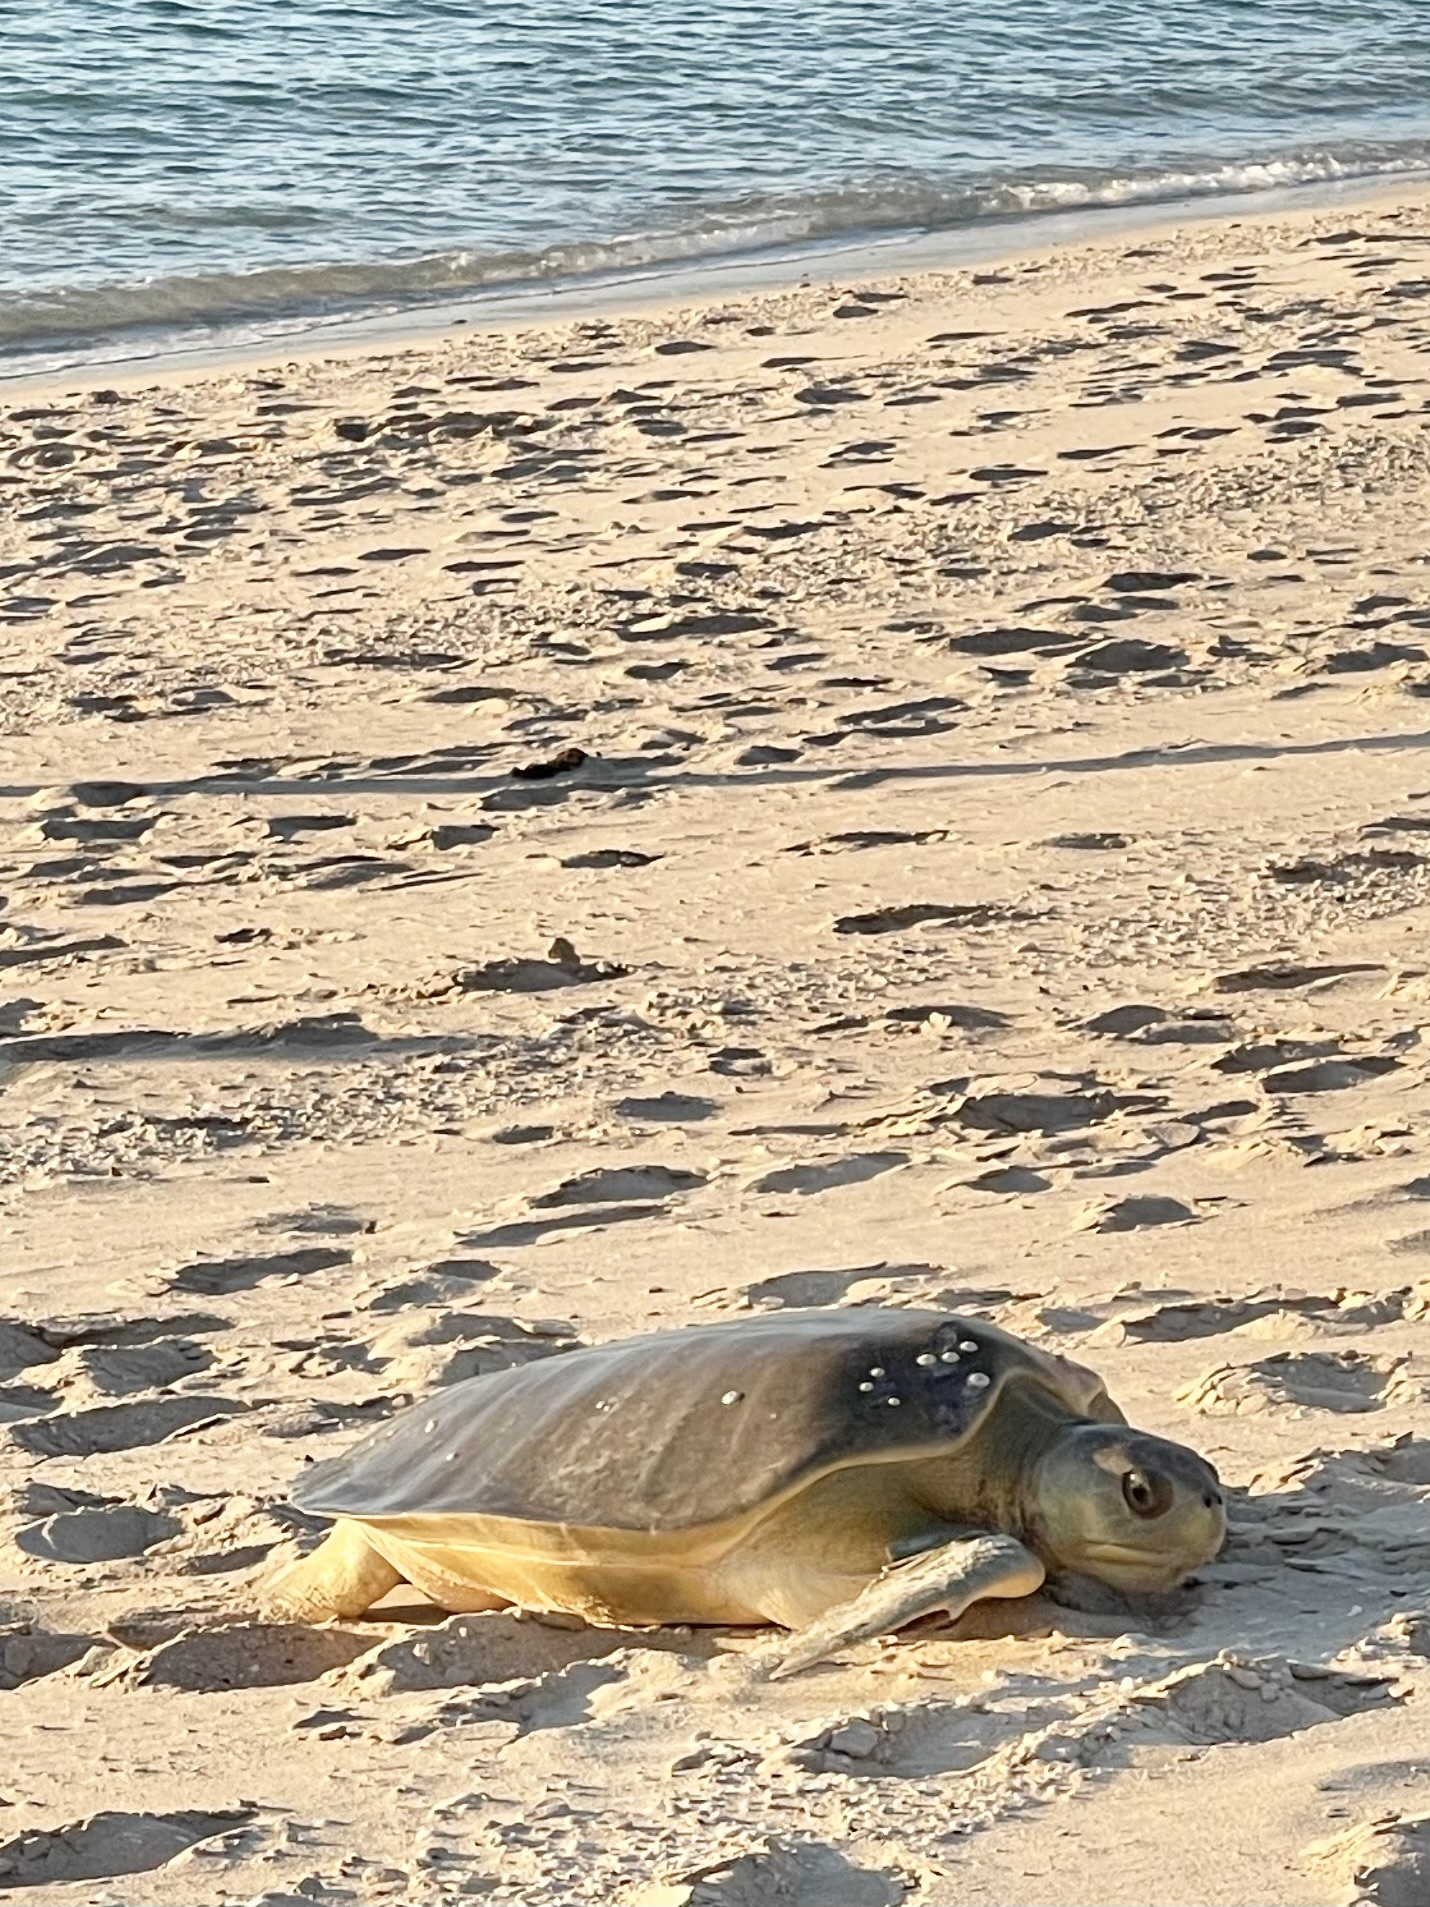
[
  {"x1": 263, "y1": 1520, "x2": 403, "y2": 1621},
  {"x1": 769, "y1": 1532, "x2": 1044, "y2": 1679}
]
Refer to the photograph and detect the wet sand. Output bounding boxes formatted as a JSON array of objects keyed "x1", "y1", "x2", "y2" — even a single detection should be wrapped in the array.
[{"x1": 2, "y1": 185, "x2": 1430, "y2": 1904}]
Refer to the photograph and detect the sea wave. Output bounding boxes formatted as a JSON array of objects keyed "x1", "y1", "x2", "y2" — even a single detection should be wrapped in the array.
[{"x1": 4, "y1": 142, "x2": 1429, "y2": 367}]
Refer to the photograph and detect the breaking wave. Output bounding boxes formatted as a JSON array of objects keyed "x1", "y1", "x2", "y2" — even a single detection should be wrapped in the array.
[{"x1": 4, "y1": 141, "x2": 1429, "y2": 370}]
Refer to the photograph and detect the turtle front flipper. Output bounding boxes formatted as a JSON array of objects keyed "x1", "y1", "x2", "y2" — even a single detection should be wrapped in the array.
[
  {"x1": 263, "y1": 1519, "x2": 404, "y2": 1621},
  {"x1": 769, "y1": 1532, "x2": 1045, "y2": 1679}
]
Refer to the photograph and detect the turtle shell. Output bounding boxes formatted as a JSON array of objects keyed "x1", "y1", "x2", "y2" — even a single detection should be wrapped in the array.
[{"x1": 291, "y1": 1307, "x2": 1113, "y2": 1535}]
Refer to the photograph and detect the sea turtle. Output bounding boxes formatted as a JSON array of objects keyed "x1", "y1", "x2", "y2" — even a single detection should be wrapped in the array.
[{"x1": 266, "y1": 1308, "x2": 1225, "y2": 1674}]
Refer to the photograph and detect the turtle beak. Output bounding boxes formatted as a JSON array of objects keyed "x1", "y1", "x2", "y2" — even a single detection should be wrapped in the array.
[{"x1": 1076, "y1": 1539, "x2": 1212, "y2": 1592}]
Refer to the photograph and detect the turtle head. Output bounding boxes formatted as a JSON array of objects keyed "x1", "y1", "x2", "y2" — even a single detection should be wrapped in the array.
[{"x1": 1027, "y1": 1423, "x2": 1225, "y2": 1591}]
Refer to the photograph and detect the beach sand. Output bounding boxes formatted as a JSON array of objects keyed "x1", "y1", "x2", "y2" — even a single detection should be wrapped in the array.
[{"x1": 3, "y1": 185, "x2": 1430, "y2": 1905}]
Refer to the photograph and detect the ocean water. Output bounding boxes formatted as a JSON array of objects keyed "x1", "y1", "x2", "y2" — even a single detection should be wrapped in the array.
[{"x1": 6, "y1": 0, "x2": 1430, "y2": 368}]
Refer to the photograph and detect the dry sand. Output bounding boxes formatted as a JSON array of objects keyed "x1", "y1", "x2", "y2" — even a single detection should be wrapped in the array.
[{"x1": 3, "y1": 185, "x2": 1430, "y2": 1906}]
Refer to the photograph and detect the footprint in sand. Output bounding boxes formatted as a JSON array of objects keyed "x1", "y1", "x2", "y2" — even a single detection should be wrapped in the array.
[
  {"x1": 1090, "y1": 1289, "x2": 1406, "y2": 1345},
  {"x1": 0, "y1": 1321, "x2": 62, "y2": 1382},
  {"x1": 465, "y1": 1205, "x2": 678, "y2": 1249},
  {"x1": 835, "y1": 694, "x2": 965, "y2": 737},
  {"x1": 736, "y1": 743, "x2": 801, "y2": 766},
  {"x1": 10, "y1": 1395, "x2": 247, "y2": 1458},
  {"x1": 446, "y1": 942, "x2": 630, "y2": 993},
  {"x1": 262, "y1": 812, "x2": 356, "y2": 842},
  {"x1": 833, "y1": 902, "x2": 1012, "y2": 935},
  {"x1": 1084, "y1": 1003, "x2": 1234, "y2": 1044},
  {"x1": 100, "y1": 1623, "x2": 371, "y2": 1693},
  {"x1": 394, "y1": 1648, "x2": 708, "y2": 1747},
  {"x1": 15, "y1": 1500, "x2": 184, "y2": 1564},
  {"x1": 29, "y1": 808, "x2": 157, "y2": 845},
  {"x1": 169, "y1": 1245, "x2": 352, "y2": 1296},
  {"x1": 0, "y1": 1809, "x2": 255, "y2": 1890},
  {"x1": 1111, "y1": 1654, "x2": 1395, "y2": 1750},
  {"x1": 0, "y1": 1312, "x2": 229, "y2": 1397},
  {"x1": 794, "y1": 385, "x2": 871, "y2": 408},
  {"x1": 963, "y1": 1165, "x2": 1052, "y2": 1196},
  {"x1": 612, "y1": 1091, "x2": 718, "y2": 1124},
  {"x1": 1178, "y1": 1350, "x2": 1427, "y2": 1416},
  {"x1": 561, "y1": 847, "x2": 661, "y2": 869},
  {"x1": 1046, "y1": 831, "x2": 1132, "y2": 851},
  {"x1": 1261, "y1": 1056, "x2": 1402, "y2": 1095},
  {"x1": 511, "y1": 745, "x2": 589, "y2": 782},
  {"x1": 1068, "y1": 637, "x2": 1188, "y2": 676},
  {"x1": 1213, "y1": 1036, "x2": 1365, "y2": 1077},
  {"x1": 883, "y1": 1001, "x2": 1010, "y2": 1033},
  {"x1": 1252, "y1": 1433, "x2": 1430, "y2": 1502},
  {"x1": 0, "y1": 1377, "x2": 59, "y2": 1423},
  {"x1": 739, "y1": 1264, "x2": 917, "y2": 1308},
  {"x1": 1269, "y1": 848, "x2": 1424, "y2": 887},
  {"x1": 707, "y1": 1046, "x2": 773, "y2": 1077},
  {"x1": 529, "y1": 1164, "x2": 707, "y2": 1207},
  {"x1": 348, "y1": 1309, "x2": 579, "y2": 1392},
  {"x1": 777, "y1": 1654, "x2": 1392, "y2": 1783},
  {"x1": 955, "y1": 1085, "x2": 1158, "y2": 1135},
  {"x1": 746, "y1": 1152, "x2": 906, "y2": 1197},
  {"x1": 357, "y1": 1261, "x2": 502, "y2": 1312},
  {"x1": 333, "y1": 1609, "x2": 681, "y2": 1699},
  {"x1": 946, "y1": 625, "x2": 1081, "y2": 659},
  {"x1": 51, "y1": 1337, "x2": 214, "y2": 1400},
  {"x1": 788, "y1": 827, "x2": 951, "y2": 855},
  {"x1": 640, "y1": 1841, "x2": 907, "y2": 1906},
  {"x1": 257, "y1": 1204, "x2": 372, "y2": 1236},
  {"x1": 1075, "y1": 1194, "x2": 1200, "y2": 1233},
  {"x1": 1316, "y1": 638, "x2": 1426, "y2": 675},
  {"x1": 774, "y1": 1701, "x2": 1023, "y2": 1780},
  {"x1": 0, "y1": 1627, "x2": 96, "y2": 1691},
  {"x1": 1103, "y1": 568, "x2": 1201, "y2": 594},
  {"x1": 1211, "y1": 960, "x2": 1382, "y2": 992},
  {"x1": 1304, "y1": 1813, "x2": 1430, "y2": 1907}
]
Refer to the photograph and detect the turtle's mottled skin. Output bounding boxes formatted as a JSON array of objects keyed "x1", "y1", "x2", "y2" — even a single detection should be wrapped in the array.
[{"x1": 266, "y1": 1308, "x2": 1226, "y2": 1672}]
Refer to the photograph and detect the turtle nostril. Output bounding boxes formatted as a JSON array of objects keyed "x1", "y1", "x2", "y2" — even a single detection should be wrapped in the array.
[{"x1": 1203, "y1": 1492, "x2": 1220, "y2": 1509}]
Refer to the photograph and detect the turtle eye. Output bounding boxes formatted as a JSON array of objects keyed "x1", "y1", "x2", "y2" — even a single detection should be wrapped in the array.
[{"x1": 1121, "y1": 1469, "x2": 1172, "y2": 1519}]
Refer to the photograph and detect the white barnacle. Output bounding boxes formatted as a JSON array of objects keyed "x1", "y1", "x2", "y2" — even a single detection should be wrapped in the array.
[
  {"x1": 858, "y1": 1380, "x2": 874, "y2": 1392},
  {"x1": 868, "y1": 1366, "x2": 886, "y2": 1379},
  {"x1": 958, "y1": 1340, "x2": 979, "y2": 1354},
  {"x1": 966, "y1": 1370, "x2": 991, "y2": 1390},
  {"x1": 886, "y1": 1396, "x2": 901, "y2": 1406},
  {"x1": 940, "y1": 1349, "x2": 960, "y2": 1363},
  {"x1": 915, "y1": 1352, "x2": 937, "y2": 1367},
  {"x1": 720, "y1": 1389, "x2": 743, "y2": 1406},
  {"x1": 423, "y1": 1419, "x2": 437, "y2": 1433},
  {"x1": 443, "y1": 1450, "x2": 458, "y2": 1462}
]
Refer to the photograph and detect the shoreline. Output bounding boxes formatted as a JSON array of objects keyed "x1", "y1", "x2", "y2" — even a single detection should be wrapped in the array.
[{"x1": 6, "y1": 167, "x2": 1430, "y2": 397}]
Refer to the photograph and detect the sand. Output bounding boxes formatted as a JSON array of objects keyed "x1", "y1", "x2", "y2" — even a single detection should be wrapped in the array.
[{"x1": 3, "y1": 184, "x2": 1430, "y2": 1906}]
